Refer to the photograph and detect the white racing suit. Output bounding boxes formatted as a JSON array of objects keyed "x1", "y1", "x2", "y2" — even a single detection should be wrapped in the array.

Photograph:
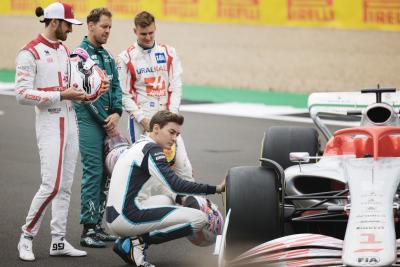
[
  {"x1": 105, "y1": 136, "x2": 216, "y2": 245},
  {"x1": 117, "y1": 42, "x2": 193, "y2": 181},
  {"x1": 15, "y1": 34, "x2": 79, "y2": 237}
]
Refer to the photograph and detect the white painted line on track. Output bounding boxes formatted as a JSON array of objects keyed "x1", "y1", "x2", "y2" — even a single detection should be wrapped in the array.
[
  {"x1": 0, "y1": 110, "x2": 4, "y2": 116},
  {"x1": 181, "y1": 102, "x2": 358, "y2": 127},
  {"x1": 0, "y1": 90, "x2": 15, "y2": 96},
  {"x1": 0, "y1": 82, "x2": 14, "y2": 96},
  {"x1": 0, "y1": 82, "x2": 14, "y2": 90},
  {"x1": 181, "y1": 102, "x2": 308, "y2": 116},
  {"x1": 0, "y1": 85, "x2": 359, "y2": 127}
]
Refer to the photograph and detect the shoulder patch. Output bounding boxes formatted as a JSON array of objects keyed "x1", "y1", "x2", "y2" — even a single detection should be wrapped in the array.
[
  {"x1": 142, "y1": 142, "x2": 160, "y2": 155},
  {"x1": 22, "y1": 39, "x2": 40, "y2": 60}
]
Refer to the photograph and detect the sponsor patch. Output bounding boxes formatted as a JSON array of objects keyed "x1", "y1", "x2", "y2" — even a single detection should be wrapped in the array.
[
  {"x1": 156, "y1": 155, "x2": 166, "y2": 161},
  {"x1": 155, "y1": 53, "x2": 166, "y2": 63},
  {"x1": 17, "y1": 65, "x2": 33, "y2": 71},
  {"x1": 48, "y1": 108, "x2": 61, "y2": 114},
  {"x1": 137, "y1": 65, "x2": 167, "y2": 75}
]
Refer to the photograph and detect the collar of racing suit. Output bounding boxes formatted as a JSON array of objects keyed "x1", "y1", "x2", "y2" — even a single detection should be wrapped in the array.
[
  {"x1": 82, "y1": 36, "x2": 104, "y2": 52},
  {"x1": 137, "y1": 41, "x2": 155, "y2": 52},
  {"x1": 144, "y1": 135, "x2": 156, "y2": 144},
  {"x1": 38, "y1": 34, "x2": 61, "y2": 49}
]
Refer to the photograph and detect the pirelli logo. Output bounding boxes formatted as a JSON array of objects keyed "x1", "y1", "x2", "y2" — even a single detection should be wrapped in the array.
[
  {"x1": 107, "y1": 0, "x2": 142, "y2": 14},
  {"x1": 288, "y1": 0, "x2": 335, "y2": 22},
  {"x1": 363, "y1": 0, "x2": 400, "y2": 25},
  {"x1": 162, "y1": 0, "x2": 199, "y2": 18},
  {"x1": 11, "y1": 0, "x2": 38, "y2": 10},
  {"x1": 217, "y1": 0, "x2": 260, "y2": 20}
]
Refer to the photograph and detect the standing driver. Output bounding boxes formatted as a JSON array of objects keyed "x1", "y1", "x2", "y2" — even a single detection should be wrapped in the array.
[
  {"x1": 117, "y1": 11, "x2": 193, "y2": 181},
  {"x1": 15, "y1": 2, "x2": 87, "y2": 261},
  {"x1": 106, "y1": 110, "x2": 225, "y2": 267},
  {"x1": 74, "y1": 7, "x2": 122, "y2": 248}
]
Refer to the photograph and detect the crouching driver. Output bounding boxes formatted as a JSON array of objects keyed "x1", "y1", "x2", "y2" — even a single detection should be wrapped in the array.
[{"x1": 105, "y1": 110, "x2": 225, "y2": 267}]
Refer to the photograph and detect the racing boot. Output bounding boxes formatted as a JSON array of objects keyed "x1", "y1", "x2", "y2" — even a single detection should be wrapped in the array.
[
  {"x1": 80, "y1": 227, "x2": 106, "y2": 248},
  {"x1": 95, "y1": 224, "x2": 117, "y2": 242},
  {"x1": 113, "y1": 237, "x2": 155, "y2": 267},
  {"x1": 131, "y1": 237, "x2": 155, "y2": 267},
  {"x1": 112, "y1": 237, "x2": 135, "y2": 264},
  {"x1": 17, "y1": 234, "x2": 35, "y2": 261},
  {"x1": 49, "y1": 236, "x2": 87, "y2": 257}
]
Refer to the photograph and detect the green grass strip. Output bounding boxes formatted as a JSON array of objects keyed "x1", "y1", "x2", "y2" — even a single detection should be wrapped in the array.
[
  {"x1": 183, "y1": 85, "x2": 308, "y2": 108},
  {"x1": 0, "y1": 69, "x2": 309, "y2": 108},
  {"x1": 0, "y1": 69, "x2": 15, "y2": 82}
]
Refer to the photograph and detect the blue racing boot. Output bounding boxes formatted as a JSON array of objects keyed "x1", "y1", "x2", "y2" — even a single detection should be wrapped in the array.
[
  {"x1": 113, "y1": 237, "x2": 135, "y2": 264},
  {"x1": 113, "y1": 237, "x2": 154, "y2": 267}
]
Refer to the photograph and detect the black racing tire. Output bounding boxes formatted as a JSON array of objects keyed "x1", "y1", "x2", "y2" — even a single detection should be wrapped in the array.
[
  {"x1": 261, "y1": 126, "x2": 319, "y2": 169},
  {"x1": 225, "y1": 166, "x2": 283, "y2": 260}
]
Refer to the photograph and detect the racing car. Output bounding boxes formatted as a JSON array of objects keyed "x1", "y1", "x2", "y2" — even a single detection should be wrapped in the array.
[{"x1": 215, "y1": 87, "x2": 400, "y2": 267}]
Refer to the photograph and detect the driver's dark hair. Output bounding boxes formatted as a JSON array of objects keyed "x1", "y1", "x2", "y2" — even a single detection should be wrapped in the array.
[
  {"x1": 87, "y1": 7, "x2": 112, "y2": 24},
  {"x1": 150, "y1": 111, "x2": 184, "y2": 132},
  {"x1": 35, "y1": 6, "x2": 51, "y2": 26}
]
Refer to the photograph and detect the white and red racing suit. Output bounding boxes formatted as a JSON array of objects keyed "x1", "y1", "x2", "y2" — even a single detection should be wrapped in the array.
[
  {"x1": 106, "y1": 136, "x2": 217, "y2": 244},
  {"x1": 15, "y1": 34, "x2": 79, "y2": 238},
  {"x1": 117, "y1": 42, "x2": 193, "y2": 181}
]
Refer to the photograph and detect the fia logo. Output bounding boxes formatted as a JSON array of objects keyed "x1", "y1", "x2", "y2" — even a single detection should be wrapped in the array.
[
  {"x1": 357, "y1": 257, "x2": 380, "y2": 265},
  {"x1": 155, "y1": 53, "x2": 166, "y2": 64}
]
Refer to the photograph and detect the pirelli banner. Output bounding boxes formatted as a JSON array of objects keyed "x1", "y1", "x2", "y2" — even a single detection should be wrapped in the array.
[{"x1": 1, "y1": 0, "x2": 400, "y2": 31}]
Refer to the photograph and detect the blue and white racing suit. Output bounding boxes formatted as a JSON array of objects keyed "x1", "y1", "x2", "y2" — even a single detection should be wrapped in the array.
[{"x1": 105, "y1": 136, "x2": 216, "y2": 244}]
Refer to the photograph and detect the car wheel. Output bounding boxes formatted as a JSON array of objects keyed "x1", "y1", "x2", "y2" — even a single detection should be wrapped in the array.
[
  {"x1": 225, "y1": 166, "x2": 283, "y2": 260},
  {"x1": 261, "y1": 126, "x2": 319, "y2": 169}
]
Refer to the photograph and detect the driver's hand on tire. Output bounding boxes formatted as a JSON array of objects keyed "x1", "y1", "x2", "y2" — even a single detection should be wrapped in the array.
[{"x1": 216, "y1": 179, "x2": 226, "y2": 193}]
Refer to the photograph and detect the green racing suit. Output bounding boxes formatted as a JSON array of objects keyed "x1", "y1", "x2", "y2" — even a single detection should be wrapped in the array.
[{"x1": 74, "y1": 36, "x2": 122, "y2": 226}]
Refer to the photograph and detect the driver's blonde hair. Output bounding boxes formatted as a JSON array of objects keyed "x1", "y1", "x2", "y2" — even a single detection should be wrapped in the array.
[{"x1": 134, "y1": 11, "x2": 155, "y2": 28}]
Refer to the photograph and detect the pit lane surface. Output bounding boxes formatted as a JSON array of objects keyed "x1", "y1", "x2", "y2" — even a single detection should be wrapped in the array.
[{"x1": 0, "y1": 94, "x2": 317, "y2": 267}]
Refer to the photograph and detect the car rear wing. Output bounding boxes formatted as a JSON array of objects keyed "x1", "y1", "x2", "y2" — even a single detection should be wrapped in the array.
[{"x1": 308, "y1": 91, "x2": 400, "y2": 140}]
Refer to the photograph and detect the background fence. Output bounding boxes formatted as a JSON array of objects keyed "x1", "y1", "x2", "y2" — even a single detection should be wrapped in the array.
[{"x1": 1, "y1": 0, "x2": 400, "y2": 31}]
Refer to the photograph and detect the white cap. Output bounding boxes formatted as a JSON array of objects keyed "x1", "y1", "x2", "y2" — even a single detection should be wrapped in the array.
[{"x1": 44, "y1": 2, "x2": 82, "y2": 25}]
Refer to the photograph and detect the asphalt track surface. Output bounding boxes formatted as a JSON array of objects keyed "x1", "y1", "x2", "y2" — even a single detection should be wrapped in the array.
[{"x1": 0, "y1": 94, "x2": 326, "y2": 267}]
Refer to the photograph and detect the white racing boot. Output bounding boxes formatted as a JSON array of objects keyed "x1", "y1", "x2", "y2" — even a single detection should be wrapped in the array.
[
  {"x1": 49, "y1": 236, "x2": 87, "y2": 257},
  {"x1": 131, "y1": 238, "x2": 155, "y2": 267},
  {"x1": 17, "y1": 234, "x2": 35, "y2": 261}
]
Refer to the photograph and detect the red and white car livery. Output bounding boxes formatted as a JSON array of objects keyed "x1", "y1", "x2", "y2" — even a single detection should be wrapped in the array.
[{"x1": 216, "y1": 88, "x2": 400, "y2": 267}]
